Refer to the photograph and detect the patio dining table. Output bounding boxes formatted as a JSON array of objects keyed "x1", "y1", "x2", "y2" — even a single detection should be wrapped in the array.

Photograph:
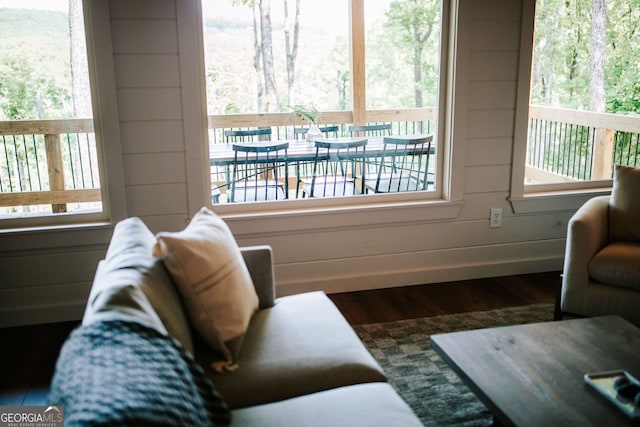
[
  {"x1": 209, "y1": 135, "x2": 434, "y2": 166},
  {"x1": 209, "y1": 135, "x2": 435, "y2": 201}
]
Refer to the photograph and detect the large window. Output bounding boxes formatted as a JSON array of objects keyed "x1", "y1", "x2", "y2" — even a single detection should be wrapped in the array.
[
  {"x1": 202, "y1": 0, "x2": 445, "y2": 206},
  {"x1": 0, "y1": 0, "x2": 103, "y2": 225},
  {"x1": 515, "y1": 0, "x2": 640, "y2": 197}
]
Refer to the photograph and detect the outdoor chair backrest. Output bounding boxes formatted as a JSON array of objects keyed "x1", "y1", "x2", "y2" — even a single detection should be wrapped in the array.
[
  {"x1": 348, "y1": 123, "x2": 392, "y2": 137},
  {"x1": 225, "y1": 128, "x2": 272, "y2": 143},
  {"x1": 230, "y1": 141, "x2": 289, "y2": 203},
  {"x1": 367, "y1": 135, "x2": 434, "y2": 193},
  {"x1": 294, "y1": 125, "x2": 340, "y2": 139},
  {"x1": 305, "y1": 138, "x2": 368, "y2": 198}
]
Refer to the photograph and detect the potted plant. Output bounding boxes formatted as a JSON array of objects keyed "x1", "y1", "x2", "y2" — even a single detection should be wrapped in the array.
[{"x1": 291, "y1": 103, "x2": 322, "y2": 144}]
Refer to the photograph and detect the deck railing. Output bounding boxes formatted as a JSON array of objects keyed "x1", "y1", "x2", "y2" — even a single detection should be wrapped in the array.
[
  {"x1": 0, "y1": 119, "x2": 101, "y2": 215},
  {"x1": 526, "y1": 105, "x2": 640, "y2": 183},
  {"x1": 206, "y1": 108, "x2": 437, "y2": 144},
  {"x1": 2, "y1": 106, "x2": 638, "y2": 212}
]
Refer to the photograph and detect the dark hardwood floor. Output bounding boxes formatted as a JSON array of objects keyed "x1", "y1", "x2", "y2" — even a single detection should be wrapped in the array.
[
  {"x1": 329, "y1": 271, "x2": 560, "y2": 325},
  {"x1": 0, "y1": 271, "x2": 561, "y2": 406}
]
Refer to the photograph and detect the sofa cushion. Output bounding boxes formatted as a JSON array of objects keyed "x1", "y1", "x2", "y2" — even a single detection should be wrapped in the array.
[
  {"x1": 589, "y1": 242, "x2": 640, "y2": 291},
  {"x1": 154, "y1": 207, "x2": 259, "y2": 371},
  {"x1": 230, "y1": 383, "x2": 422, "y2": 427},
  {"x1": 84, "y1": 217, "x2": 194, "y2": 354},
  {"x1": 83, "y1": 261, "x2": 165, "y2": 331},
  {"x1": 609, "y1": 164, "x2": 640, "y2": 242},
  {"x1": 200, "y1": 291, "x2": 387, "y2": 409}
]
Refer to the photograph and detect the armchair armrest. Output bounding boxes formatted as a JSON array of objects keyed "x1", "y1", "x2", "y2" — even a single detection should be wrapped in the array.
[
  {"x1": 561, "y1": 195, "x2": 610, "y2": 305},
  {"x1": 240, "y1": 245, "x2": 276, "y2": 309}
]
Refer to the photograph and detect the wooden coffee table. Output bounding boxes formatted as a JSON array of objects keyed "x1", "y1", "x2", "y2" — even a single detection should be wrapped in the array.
[{"x1": 431, "y1": 315, "x2": 640, "y2": 426}]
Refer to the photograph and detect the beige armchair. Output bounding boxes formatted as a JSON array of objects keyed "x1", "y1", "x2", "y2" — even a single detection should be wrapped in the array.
[{"x1": 558, "y1": 166, "x2": 640, "y2": 326}]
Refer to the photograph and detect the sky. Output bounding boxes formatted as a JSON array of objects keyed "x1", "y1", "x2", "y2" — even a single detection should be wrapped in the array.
[{"x1": 0, "y1": 0, "x2": 67, "y2": 12}]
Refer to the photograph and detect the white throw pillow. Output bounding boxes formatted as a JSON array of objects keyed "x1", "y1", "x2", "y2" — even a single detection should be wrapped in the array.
[
  {"x1": 84, "y1": 217, "x2": 194, "y2": 354},
  {"x1": 153, "y1": 207, "x2": 259, "y2": 372}
]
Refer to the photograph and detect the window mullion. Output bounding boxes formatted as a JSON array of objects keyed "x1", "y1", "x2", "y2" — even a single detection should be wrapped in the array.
[{"x1": 349, "y1": 0, "x2": 366, "y2": 126}]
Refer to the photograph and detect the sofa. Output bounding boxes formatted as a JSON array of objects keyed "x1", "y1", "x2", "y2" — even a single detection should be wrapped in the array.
[
  {"x1": 559, "y1": 165, "x2": 640, "y2": 326},
  {"x1": 48, "y1": 208, "x2": 422, "y2": 426}
]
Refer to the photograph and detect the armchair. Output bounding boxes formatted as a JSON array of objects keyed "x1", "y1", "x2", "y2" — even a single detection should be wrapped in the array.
[{"x1": 558, "y1": 165, "x2": 640, "y2": 326}]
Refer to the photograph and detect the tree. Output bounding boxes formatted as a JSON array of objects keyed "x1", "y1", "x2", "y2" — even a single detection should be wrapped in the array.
[
  {"x1": 283, "y1": 0, "x2": 300, "y2": 106},
  {"x1": 69, "y1": 0, "x2": 92, "y2": 118},
  {"x1": 384, "y1": 0, "x2": 439, "y2": 108},
  {"x1": 589, "y1": 0, "x2": 606, "y2": 113},
  {"x1": 0, "y1": 46, "x2": 68, "y2": 120},
  {"x1": 531, "y1": 0, "x2": 640, "y2": 115},
  {"x1": 233, "y1": 0, "x2": 281, "y2": 112}
]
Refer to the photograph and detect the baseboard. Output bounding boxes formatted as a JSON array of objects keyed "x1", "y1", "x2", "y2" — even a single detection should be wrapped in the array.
[
  {"x1": 276, "y1": 256, "x2": 563, "y2": 296},
  {"x1": 0, "y1": 302, "x2": 86, "y2": 328}
]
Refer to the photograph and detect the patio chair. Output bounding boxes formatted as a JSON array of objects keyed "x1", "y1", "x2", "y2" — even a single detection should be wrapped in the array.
[
  {"x1": 293, "y1": 125, "x2": 340, "y2": 198},
  {"x1": 348, "y1": 123, "x2": 392, "y2": 137},
  {"x1": 302, "y1": 138, "x2": 367, "y2": 198},
  {"x1": 348, "y1": 124, "x2": 392, "y2": 178},
  {"x1": 294, "y1": 125, "x2": 340, "y2": 139},
  {"x1": 365, "y1": 135, "x2": 434, "y2": 193},
  {"x1": 225, "y1": 128, "x2": 272, "y2": 143},
  {"x1": 230, "y1": 141, "x2": 289, "y2": 203}
]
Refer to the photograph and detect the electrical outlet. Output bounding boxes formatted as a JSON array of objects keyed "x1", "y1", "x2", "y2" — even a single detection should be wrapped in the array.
[{"x1": 490, "y1": 208, "x2": 502, "y2": 228}]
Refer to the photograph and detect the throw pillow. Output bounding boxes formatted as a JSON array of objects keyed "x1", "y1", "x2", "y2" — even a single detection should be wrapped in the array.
[
  {"x1": 83, "y1": 217, "x2": 195, "y2": 354},
  {"x1": 153, "y1": 207, "x2": 259, "y2": 372},
  {"x1": 609, "y1": 165, "x2": 640, "y2": 242}
]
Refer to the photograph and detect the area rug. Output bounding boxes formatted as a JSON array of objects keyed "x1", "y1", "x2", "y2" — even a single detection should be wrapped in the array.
[{"x1": 353, "y1": 303, "x2": 555, "y2": 427}]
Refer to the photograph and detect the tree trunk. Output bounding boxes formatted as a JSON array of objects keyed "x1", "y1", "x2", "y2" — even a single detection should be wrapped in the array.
[
  {"x1": 284, "y1": 0, "x2": 300, "y2": 106},
  {"x1": 69, "y1": 0, "x2": 92, "y2": 118},
  {"x1": 252, "y1": 5, "x2": 264, "y2": 112},
  {"x1": 589, "y1": 0, "x2": 606, "y2": 112},
  {"x1": 259, "y1": 0, "x2": 278, "y2": 112}
]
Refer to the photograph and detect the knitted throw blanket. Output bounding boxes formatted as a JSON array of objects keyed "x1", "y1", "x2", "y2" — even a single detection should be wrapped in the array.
[{"x1": 48, "y1": 320, "x2": 231, "y2": 427}]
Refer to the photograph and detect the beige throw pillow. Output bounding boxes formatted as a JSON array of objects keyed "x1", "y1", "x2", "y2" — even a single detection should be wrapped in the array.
[
  {"x1": 609, "y1": 165, "x2": 640, "y2": 242},
  {"x1": 153, "y1": 207, "x2": 259, "y2": 372}
]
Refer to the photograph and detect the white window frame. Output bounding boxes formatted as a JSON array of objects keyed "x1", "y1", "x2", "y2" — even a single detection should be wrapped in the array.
[
  {"x1": 509, "y1": 0, "x2": 613, "y2": 215},
  {"x1": 0, "y1": 0, "x2": 126, "y2": 231},
  {"x1": 188, "y1": 0, "x2": 465, "y2": 224}
]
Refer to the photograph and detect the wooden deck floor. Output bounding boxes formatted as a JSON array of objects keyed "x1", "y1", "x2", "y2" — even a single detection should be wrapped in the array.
[{"x1": 0, "y1": 271, "x2": 561, "y2": 406}]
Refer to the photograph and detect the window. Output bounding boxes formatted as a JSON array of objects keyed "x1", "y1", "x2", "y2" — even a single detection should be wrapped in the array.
[
  {"x1": 201, "y1": 0, "x2": 446, "y2": 206},
  {"x1": 512, "y1": 0, "x2": 640, "y2": 203},
  {"x1": 0, "y1": 0, "x2": 104, "y2": 225}
]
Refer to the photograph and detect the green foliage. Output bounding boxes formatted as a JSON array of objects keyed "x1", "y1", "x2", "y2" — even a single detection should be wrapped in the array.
[
  {"x1": 203, "y1": 0, "x2": 442, "y2": 113},
  {"x1": 531, "y1": 0, "x2": 640, "y2": 115},
  {"x1": 0, "y1": 44, "x2": 69, "y2": 120},
  {"x1": 366, "y1": 0, "x2": 440, "y2": 109},
  {"x1": 290, "y1": 103, "x2": 320, "y2": 124},
  {"x1": 0, "y1": 8, "x2": 71, "y2": 120}
]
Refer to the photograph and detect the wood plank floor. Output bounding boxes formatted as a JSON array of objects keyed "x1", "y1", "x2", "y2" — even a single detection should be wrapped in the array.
[
  {"x1": 0, "y1": 271, "x2": 561, "y2": 406},
  {"x1": 328, "y1": 271, "x2": 561, "y2": 324}
]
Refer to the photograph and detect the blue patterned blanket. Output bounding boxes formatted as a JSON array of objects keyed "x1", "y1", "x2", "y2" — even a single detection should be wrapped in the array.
[{"x1": 48, "y1": 320, "x2": 231, "y2": 426}]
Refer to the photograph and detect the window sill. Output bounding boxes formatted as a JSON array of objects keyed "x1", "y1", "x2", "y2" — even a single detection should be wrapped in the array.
[
  {"x1": 0, "y1": 221, "x2": 114, "y2": 253},
  {"x1": 509, "y1": 188, "x2": 611, "y2": 214},
  {"x1": 214, "y1": 197, "x2": 464, "y2": 237}
]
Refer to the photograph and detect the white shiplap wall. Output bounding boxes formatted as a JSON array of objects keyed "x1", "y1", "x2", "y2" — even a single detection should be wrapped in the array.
[{"x1": 0, "y1": 0, "x2": 573, "y2": 327}]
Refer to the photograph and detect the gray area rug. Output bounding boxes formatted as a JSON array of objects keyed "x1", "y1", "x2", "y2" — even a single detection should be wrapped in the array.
[{"x1": 353, "y1": 303, "x2": 555, "y2": 427}]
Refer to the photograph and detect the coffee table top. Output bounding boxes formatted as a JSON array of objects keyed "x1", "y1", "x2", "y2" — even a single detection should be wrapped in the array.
[{"x1": 431, "y1": 315, "x2": 640, "y2": 427}]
